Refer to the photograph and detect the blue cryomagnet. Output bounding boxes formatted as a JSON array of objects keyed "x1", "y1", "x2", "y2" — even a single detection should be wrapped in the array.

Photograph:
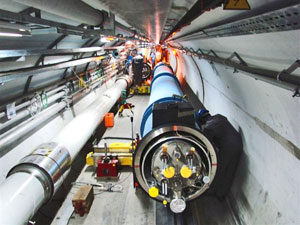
[{"x1": 140, "y1": 63, "x2": 184, "y2": 137}]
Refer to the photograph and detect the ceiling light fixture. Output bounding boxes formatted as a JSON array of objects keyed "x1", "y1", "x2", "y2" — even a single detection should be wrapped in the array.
[
  {"x1": 0, "y1": 32, "x2": 23, "y2": 37},
  {"x1": 0, "y1": 21, "x2": 31, "y2": 37}
]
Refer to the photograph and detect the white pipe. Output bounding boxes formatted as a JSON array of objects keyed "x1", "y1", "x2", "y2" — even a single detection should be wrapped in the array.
[
  {"x1": 0, "y1": 85, "x2": 67, "y2": 120},
  {"x1": 0, "y1": 102, "x2": 67, "y2": 154},
  {"x1": 47, "y1": 85, "x2": 67, "y2": 97},
  {"x1": 0, "y1": 73, "x2": 114, "y2": 150},
  {"x1": 0, "y1": 102, "x2": 30, "y2": 119},
  {"x1": 0, "y1": 91, "x2": 66, "y2": 132},
  {"x1": 0, "y1": 110, "x2": 30, "y2": 132},
  {"x1": 53, "y1": 77, "x2": 128, "y2": 159},
  {"x1": 0, "y1": 173, "x2": 45, "y2": 225},
  {"x1": 0, "y1": 75, "x2": 132, "y2": 225},
  {"x1": 48, "y1": 91, "x2": 66, "y2": 104}
]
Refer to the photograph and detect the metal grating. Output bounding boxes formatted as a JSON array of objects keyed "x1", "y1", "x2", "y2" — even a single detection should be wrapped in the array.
[{"x1": 172, "y1": 4, "x2": 300, "y2": 41}]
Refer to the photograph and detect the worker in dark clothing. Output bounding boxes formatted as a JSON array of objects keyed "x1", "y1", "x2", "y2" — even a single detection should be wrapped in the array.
[{"x1": 196, "y1": 108, "x2": 243, "y2": 199}]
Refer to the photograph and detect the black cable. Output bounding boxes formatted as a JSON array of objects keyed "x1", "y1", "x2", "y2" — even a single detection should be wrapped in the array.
[
  {"x1": 66, "y1": 210, "x2": 75, "y2": 225},
  {"x1": 94, "y1": 190, "x2": 105, "y2": 196},
  {"x1": 130, "y1": 117, "x2": 134, "y2": 150},
  {"x1": 102, "y1": 136, "x2": 134, "y2": 141},
  {"x1": 126, "y1": 93, "x2": 135, "y2": 99}
]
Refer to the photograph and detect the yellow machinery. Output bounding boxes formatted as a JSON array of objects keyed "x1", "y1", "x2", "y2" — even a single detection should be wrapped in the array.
[
  {"x1": 86, "y1": 142, "x2": 134, "y2": 167},
  {"x1": 129, "y1": 85, "x2": 150, "y2": 95}
]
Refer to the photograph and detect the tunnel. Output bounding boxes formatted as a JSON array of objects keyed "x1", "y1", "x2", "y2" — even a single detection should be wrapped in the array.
[{"x1": 0, "y1": 0, "x2": 299, "y2": 225}]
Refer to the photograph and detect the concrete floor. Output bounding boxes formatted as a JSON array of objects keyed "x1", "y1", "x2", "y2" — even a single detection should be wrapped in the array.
[
  {"x1": 51, "y1": 94, "x2": 239, "y2": 225},
  {"x1": 51, "y1": 95, "x2": 155, "y2": 225}
]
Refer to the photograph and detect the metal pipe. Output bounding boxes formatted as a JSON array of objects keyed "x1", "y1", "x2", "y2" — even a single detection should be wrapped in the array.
[
  {"x1": 13, "y1": 0, "x2": 104, "y2": 26},
  {"x1": 0, "y1": 110, "x2": 30, "y2": 132},
  {"x1": 0, "y1": 102, "x2": 67, "y2": 156},
  {"x1": 13, "y1": 101, "x2": 30, "y2": 113},
  {"x1": 0, "y1": 59, "x2": 116, "y2": 106},
  {"x1": 47, "y1": 85, "x2": 67, "y2": 97},
  {"x1": 0, "y1": 61, "x2": 120, "y2": 128},
  {"x1": 0, "y1": 74, "x2": 132, "y2": 224},
  {"x1": 47, "y1": 91, "x2": 66, "y2": 104},
  {"x1": 0, "y1": 91, "x2": 66, "y2": 132},
  {"x1": 0, "y1": 56, "x2": 103, "y2": 83},
  {"x1": 0, "y1": 85, "x2": 66, "y2": 119},
  {"x1": 0, "y1": 65, "x2": 90, "y2": 107},
  {"x1": 0, "y1": 79, "x2": 66, "y2": 107},
  {"x1": 0, "y1": 75, "x2": 107, "y2": 153},
  {"x1": 0, "y1": 47, "x2": 123, "y2": 59}
]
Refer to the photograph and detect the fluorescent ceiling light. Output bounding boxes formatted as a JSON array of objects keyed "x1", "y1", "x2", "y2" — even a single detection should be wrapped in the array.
[
  {"x1": 0, "y1": 28, "x2": 31, "y2": 37},
  {"x1": 0, "y1": 21, "x2": 30, "y2": 31},
  {"x1": 0, "y1": 21, "x2": 31, "y2": 37},
  {"x1": 0, "y1": 32, "x2": 22, "y2": 37}
]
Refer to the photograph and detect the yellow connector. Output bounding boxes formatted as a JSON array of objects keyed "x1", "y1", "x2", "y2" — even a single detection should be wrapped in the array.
[
  {"x1": 163, "y1": 166, "x2": 175, "y2": 179},
  {"x1": 180, "y1": 165, "x2": 192, "y2": 179},
  {"x1": 148, "y1": 186, "x2": 159, "y2": 198},
  {"x1": 86, "y1": 152, "x2": 94, "y2": 166}
]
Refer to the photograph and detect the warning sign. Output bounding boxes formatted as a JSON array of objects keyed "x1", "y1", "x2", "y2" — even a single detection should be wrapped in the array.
[{"x1": 223, "y1": 0, "x2": 251, "y2": 10}]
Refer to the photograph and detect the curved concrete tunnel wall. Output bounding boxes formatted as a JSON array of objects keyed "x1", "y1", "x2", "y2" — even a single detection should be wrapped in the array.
[{"x1": 169, "y1": 32, "x2": 300, "y2": 224}]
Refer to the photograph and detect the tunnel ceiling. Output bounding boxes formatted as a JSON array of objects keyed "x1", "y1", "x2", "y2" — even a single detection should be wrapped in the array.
[
  {"x1": 0, "y1": 0, "x2": 223, "y2": 43},
  {"x1": 89, "y1": 0, "x2": 198, "y2": 43},
  {"x1": 1, "y1": 0, "x2": 299, "y2": 105},
  {"x1": 0, "y1": 0, "x2": 204, "y2": 42},
  {"x1": 96, "y1": 0, "x2": 172, "y2": 43}
]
